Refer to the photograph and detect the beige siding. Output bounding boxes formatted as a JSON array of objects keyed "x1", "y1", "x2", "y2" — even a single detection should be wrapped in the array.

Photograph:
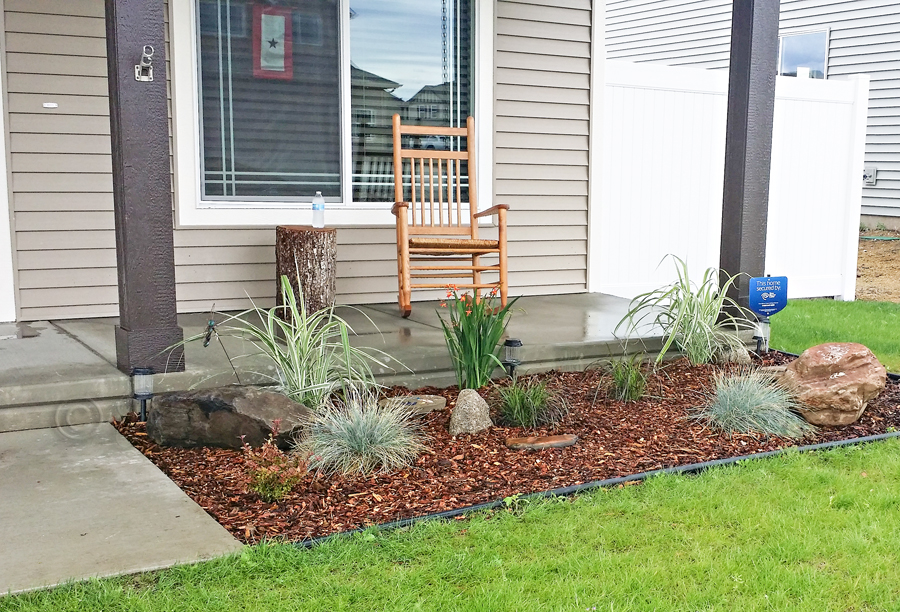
[
  {"x1": 5, "y1": 0, "x2": 118, "y2": 319},
  {"x1": 8, "y1": 0, "x2": 595, "y2": 320},
  {"x1": 494, "y1": 0, "x2": 592, "y2": 294}
]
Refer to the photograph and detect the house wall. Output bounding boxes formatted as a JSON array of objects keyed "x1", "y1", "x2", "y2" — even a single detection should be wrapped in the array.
[
  {"x1": 606, "y1": 0, "x2": 900, "y2": 218},
  {"x1": 5, "y1": 0, "x2": 597, "y2": 321},
  {"x1": 494, "y1": 0, "x2": 593, "y2": 295}
]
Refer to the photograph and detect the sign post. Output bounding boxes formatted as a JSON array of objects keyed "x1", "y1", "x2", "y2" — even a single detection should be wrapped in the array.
[{"x1": 747, "y1": 276, "x2": 788, "y2": 353}]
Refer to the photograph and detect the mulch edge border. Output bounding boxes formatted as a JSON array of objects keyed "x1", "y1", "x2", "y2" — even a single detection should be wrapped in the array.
[{"x1": 293, "y1": 430, "x2": 900, "y2": 549}]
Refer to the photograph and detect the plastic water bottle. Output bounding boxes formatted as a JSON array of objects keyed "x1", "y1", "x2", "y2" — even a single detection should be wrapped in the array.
[{"x1": 312, "y1": 191, "x2": 325, "y2": 228}]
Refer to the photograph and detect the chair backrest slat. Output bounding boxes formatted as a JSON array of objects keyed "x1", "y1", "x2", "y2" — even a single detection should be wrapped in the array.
[{"x1": 392, "y1": 113, "x2": 475, "y2": 236}]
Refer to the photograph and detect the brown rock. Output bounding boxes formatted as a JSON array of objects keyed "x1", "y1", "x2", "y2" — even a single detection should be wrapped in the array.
[
  {"x1": 147, "y1": 386, "x2": 311, "y2": 449},
  {"x1": 783, "y1": 343, "x2": 887, "y2": 426},
  {"x1": 506, "y1": 434, "x2": 578, "y2": 451}
]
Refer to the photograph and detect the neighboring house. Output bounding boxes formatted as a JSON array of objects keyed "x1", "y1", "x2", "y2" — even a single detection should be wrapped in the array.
[
  {"x1": 349, "y1": 65, "x2": 403, "y2": 202},
  {"x1": 0, "y1": 0, "x2": 597, "y2": 323},
  {"x1": 606, "y1": 0, "x2": 900, "y2": 224}
]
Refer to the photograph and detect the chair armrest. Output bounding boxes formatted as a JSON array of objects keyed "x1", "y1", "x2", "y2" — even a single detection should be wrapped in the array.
[
  {"x1": 473, "y1": 204, "x2": 510, "y2": 218},
  {"x1": 391, "y1": 202, "x2": 410, "y2": 216}
]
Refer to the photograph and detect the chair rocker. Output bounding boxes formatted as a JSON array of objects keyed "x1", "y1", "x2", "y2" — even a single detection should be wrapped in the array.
[{"x1": 391, "y1": 113, "x2": 509, "y2": 317}]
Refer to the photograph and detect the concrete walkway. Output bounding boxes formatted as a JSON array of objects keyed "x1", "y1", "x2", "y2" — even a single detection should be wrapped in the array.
[{"x1": 0, "y1": 423, "x2": 242, "y2": 595}]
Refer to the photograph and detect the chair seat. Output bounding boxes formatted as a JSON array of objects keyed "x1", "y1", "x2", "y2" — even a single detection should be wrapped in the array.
[{"x1": 408, "y1": 237, "x2": 499, "y2": 250}]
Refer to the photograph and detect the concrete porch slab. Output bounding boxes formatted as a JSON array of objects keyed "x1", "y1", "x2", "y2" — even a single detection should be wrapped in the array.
[
  {"x1": 2, "y1": 293, "x2": 663, "y2": 431},
  {"x1": 0, "y1": 423, "x2": 242, "y2": 595},
  {"x1": 0, "y1": 322, "x2": 129, "y2": 408}
]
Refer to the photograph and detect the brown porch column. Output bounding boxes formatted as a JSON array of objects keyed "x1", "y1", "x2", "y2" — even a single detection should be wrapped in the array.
[
  {"x1": 719, "y1": 0, "x2": 781, "y2": 309},
  {"x1": 105, "y1": 0, "x2": 184, "y2": 373}
]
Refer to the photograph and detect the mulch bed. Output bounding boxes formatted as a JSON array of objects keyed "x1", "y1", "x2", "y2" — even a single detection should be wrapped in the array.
[{"x1": 115, "y1": 352, "x2": 900, "y2": 545}]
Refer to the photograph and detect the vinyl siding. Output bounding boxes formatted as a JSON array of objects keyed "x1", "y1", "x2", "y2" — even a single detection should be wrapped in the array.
[
  {"x1": 494, "y1": 0, "x2": 593, "y2": 295},
  {"x1": 7, "y1": 0, "x2": 596, "y2": 320},
  {"x1": 606, "y1": 0, "x2": 900, "y2": 216}
]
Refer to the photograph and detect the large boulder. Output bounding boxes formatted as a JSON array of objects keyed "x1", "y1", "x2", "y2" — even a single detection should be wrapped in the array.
[
  {"x1": 147, "y1": 386, "x2": 311, "y2": 449},
  {"x1": 783, "y1": 343, "x2": 887, "y2": 426},
  {"x1": 449, "y1": 389, "x2": 493, "y2": 436}
]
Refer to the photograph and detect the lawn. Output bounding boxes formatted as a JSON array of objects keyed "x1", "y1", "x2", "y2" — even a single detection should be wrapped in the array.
[
  {"x1": 770, "y1": 299, "x2": 900, "y2": 372},
  {"x1": 6, "y1": 439, "x2": 900, "y2": 611}
]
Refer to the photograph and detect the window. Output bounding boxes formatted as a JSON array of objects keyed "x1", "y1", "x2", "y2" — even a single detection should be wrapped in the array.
[
  {"x1": 778, "y1": 30, "x2": 829, "y2": 79},
  {"x1": 295, "y1": 12, "x2": 323, "y2": 46},
  {"x1": 349, "y1": 0, "x2": 473, "y2": 203},
  {"x1": 172, "y1": 0, "x2": 489, "y2": 226},
  {"x1": 194, "y1": 0, "x2": 473, "y2": 205},
  {"x1": 197, "y1": 1, "x2": 342, "y2": 200}
]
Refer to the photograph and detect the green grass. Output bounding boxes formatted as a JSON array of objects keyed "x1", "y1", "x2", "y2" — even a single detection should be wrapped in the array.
[
  {"x1": 7, "y1": 440, "x2": 900, "y2": 611},
  {"x1": 770, "y1": 299, "x2": 900, "y2": 372}
]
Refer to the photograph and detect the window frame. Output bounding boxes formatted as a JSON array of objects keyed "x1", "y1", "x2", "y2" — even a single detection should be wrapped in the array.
[
  {"x1": 777, "y1": 28, "x2": 830, "y2": 80},
  {"x1": 171, "y1": 0, "x2": 493, "y2": 228}
]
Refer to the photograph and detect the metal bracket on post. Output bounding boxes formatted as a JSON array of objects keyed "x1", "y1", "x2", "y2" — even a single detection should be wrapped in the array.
[{"x1": 134, "y1": 45, "x2": 154, "y2": 82}]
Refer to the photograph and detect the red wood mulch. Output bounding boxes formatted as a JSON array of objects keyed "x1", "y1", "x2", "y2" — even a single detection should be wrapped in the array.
[{"x1": 115, "y1": 353, "x2": 900, "y2": 544}]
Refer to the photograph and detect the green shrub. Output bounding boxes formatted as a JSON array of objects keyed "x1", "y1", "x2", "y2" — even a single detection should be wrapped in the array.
[
  {"x1": 693, "y1": 370, "x2": 815, "y2": 439},
  {"x1": 616, "y1": 255, "x2": 755, "y2": 365},
  {"x1": 497, "y1": 377, "x2": 569, "y2": 429},
  {"x1": 298, "y1": 390, "x2": 427, "y2": 476},
  {"x1": 608, "y1": 354, "x2": 647, "y2": 402},
  {"x1": 184, "y1": 275, "x2": 399, "y2": 409},
  {"x1": 438, "y1": 286, "x2": 518, "y2": 389},
  {"x1": 241, "y1": 426, "x2": 306, "y2": 503}
]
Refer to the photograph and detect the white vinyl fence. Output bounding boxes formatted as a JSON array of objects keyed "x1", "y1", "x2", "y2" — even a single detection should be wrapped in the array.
[{"x1": 590, "y1": 60, "x2": 870, "y2": 301}]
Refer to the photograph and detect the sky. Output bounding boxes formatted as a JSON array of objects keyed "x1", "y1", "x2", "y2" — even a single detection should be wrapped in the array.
[{"x1": 349, "y1": 0, "x2": 445, "y2": 100}]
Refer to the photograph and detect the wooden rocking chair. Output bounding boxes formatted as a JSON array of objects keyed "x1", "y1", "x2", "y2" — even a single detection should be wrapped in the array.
[{"x1": 391, "y1": 114, "x2": 509, "y2": 317}]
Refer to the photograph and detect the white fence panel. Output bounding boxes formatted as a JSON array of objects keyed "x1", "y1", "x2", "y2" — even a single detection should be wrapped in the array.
[{"x1": 590, "y1": 60, "x2": 869, "y2": 302}]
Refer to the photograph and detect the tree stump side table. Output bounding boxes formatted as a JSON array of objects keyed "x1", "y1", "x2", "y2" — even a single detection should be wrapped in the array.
[{"x1": 275, "y1": 226, "x2": 337, "y2": 316}]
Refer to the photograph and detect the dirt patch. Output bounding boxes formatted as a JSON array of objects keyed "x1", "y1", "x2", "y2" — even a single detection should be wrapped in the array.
[
  {"x1": 857, "y1": 229, "x2": 900, "y2": 303},
  {"x1": 116, "y1": 353, "x2": 900, "y2": 544}
]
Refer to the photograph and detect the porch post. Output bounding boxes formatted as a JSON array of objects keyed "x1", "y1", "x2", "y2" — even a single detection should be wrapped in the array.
[
  {"x1": 105, "y1": 0, "x2": 184, "y2": 373},
  {"x1": 719, "y1": 0, "x2": 781, "y2": 308}
]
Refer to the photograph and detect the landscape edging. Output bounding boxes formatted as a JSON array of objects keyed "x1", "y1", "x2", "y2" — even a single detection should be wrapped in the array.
[{"x1": 293, "y1": 430, "x2": 900, "y2": 550}]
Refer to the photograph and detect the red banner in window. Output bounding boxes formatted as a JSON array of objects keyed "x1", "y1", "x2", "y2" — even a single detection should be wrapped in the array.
[{"x1": 252, "y1": 5, "x2": 293, "y2": 80}]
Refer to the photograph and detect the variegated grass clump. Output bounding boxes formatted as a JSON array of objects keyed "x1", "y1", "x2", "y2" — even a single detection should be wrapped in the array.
[
  {"x1": 616, "y1": 255, "x2": 755, "y2": 365},
  {"x1": 298, "y1": 390, "x2": 427, "y2": 476},
  {"x1": 186, "y1": 275, "x2": 396, "y2": 409},
  {"x1": 693, "y1": 370, "x2": 815, "y2": 439}
]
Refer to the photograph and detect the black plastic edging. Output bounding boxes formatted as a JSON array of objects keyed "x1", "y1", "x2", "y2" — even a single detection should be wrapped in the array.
[{"x1": 292, "y1": 430, "x2": 900, "y2": 550}]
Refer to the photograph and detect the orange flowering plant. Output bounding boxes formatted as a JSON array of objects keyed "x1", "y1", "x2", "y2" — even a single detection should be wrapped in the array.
[{"x1": 437, "y1": 285, "x2": 518, "y2": 389}]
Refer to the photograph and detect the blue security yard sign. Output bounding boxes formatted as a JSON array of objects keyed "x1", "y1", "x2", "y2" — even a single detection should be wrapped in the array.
[{"x1": 748, "y1": 276, "x2": 788, "y2": 317}]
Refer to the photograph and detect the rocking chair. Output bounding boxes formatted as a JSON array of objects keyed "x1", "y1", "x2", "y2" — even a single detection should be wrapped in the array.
[{"x1": 391, "y1": 114, "x2": 509, "y2": 317}]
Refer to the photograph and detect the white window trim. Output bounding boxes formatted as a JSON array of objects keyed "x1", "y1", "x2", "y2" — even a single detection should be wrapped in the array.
[
  {"x1": 171, "y1": 0, "x2": 493, "y2": 228},
  {"x1": 777, "y1": 27, "x2": 831, "y2": 79}
]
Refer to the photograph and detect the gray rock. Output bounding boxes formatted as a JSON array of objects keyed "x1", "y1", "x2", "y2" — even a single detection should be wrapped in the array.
[
  {"x1": 378, "y1": 394, "x2": 447, "y2": 416},
  {"x1": 715, "y1": 345, "x2": 752, "y2": 365},
  {"x1": 147, "y1": 386, "x2": 311, "y2": 449},
  {"x1": 449, "y1": 389, "x2": 493, "y2": 436}
]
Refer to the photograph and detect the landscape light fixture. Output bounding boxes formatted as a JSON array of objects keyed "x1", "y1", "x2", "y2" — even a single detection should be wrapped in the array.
[
  {"x1": 132, "y1": 367, "x2": 154, "y2": 422},
  {"x1": 502, "y1": 338, "x2": 523, "y2": 378}
]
